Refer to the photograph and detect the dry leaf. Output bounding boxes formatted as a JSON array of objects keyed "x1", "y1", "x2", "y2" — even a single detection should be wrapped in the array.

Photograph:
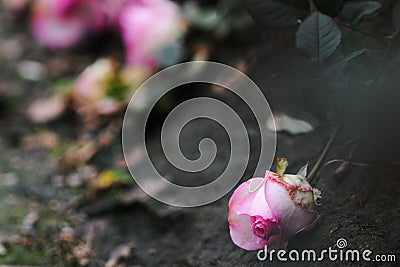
[{"x1": 266, "y1": 113, "x2": 314, "y2": 135}]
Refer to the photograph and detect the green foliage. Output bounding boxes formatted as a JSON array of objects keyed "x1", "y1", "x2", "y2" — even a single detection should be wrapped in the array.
[
  {"x1": 340, "y1": 31, "x2": 369, "y2": 69},
  {"x1": 51, "y1": 77, "x2": 74, "y2": 94},
  {"x1": 341, "y1": 31, "x2": 366, "y2": 54},
  {"x1": 241, "y1": 0, "x2": 386, "y2": 66},
  {"x1": 325, "y1": 48, "x2": 368, "y2": 74},
  {"x1": 107, "y1": 78, "x2": 130, "y2": 101},
  {"x1": 296, "y1": 12, "x2": 342, "y2": 62},
  {"x1": 340, "y1": 1, "x2": 382, "y2": 25},
  {"x1": 336, "y1": 48, "x2": 368, "y2": 65}
]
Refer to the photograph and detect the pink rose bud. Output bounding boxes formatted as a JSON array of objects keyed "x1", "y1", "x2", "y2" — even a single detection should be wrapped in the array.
[
  {"x1": 31, "y1": 0, "x2": 104, "y2": 49},
  {"x1": 119, "y1": 0, "x2": 186, "y2": 68},
  {"x1": 228, "y1": 159, "x2": 321, "y2": 251}
]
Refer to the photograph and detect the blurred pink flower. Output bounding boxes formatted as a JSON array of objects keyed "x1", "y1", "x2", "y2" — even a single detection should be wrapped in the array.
[
  {"x1": 70, "y1": 58, "x2": 150, "y2": 122},
  {"x1": 31, "y1": 0, "x2": 105, "y2": 49},
  {"x1": 71, "y1": 58, "x2": 120, "y2": 117},
  {"x1": 119, "y1": 0, "x2": 186, "y2": 68},
  {"x1": 228, "y1": 159, "x2": 321, "y2": 251},
  {"x1": 97, "y1": 0, "x2": 130, "y2": 28}
]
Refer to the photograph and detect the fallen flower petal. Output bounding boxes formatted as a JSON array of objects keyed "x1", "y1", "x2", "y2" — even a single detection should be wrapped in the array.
[{"x1": 266, "y1": 113, "x2": 314, "y2": 135}]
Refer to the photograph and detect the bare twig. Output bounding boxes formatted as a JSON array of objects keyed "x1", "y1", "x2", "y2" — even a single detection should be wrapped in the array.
[{"x1": 373, "y1": 29, "x2": 400, "y2": 84}]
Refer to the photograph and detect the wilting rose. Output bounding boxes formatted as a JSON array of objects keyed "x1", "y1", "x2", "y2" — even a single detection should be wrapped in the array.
[
  {"x1": 119, "y1": 0, "x2": 186, "y2": 68},
  {"x1": 31, "y1": 0, "x2": 104, "y2": 48},
  {"x1": 228, "y1": 159, "x2": 321, "y2": 250}
]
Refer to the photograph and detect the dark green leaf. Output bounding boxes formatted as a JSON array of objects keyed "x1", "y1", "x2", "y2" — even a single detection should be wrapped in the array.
[
  {"x1": 243, "y1": 0, "x2": 309, "y2": 28},
  {"x1": 325, "y1": 48, "x2": 368, "y2": 74},
  {"x1": 340, "y1": 1, "x2": 382, "y2": 25},
  {"x1": 296, "y1": 12, "x2": 342, "y2": 61},
  {"x1": 313, "y1": 0, "x2": 344, "y2": 16},
  {"x1": 341, "y1": 31, "x2": 366, "y2": 55},
  {"x1": 340, "y1": 30, "x2": 368, "y2": 70},
  {"x1": 340, "y1": 48, "x2": 368, "y2": 63}
]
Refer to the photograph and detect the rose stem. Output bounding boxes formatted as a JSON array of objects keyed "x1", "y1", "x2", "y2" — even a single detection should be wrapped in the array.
[{"x1": 308, "y1": 122, "x2": 343, "y2": 185}]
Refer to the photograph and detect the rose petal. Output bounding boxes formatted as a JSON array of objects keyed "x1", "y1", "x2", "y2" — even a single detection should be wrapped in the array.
[
  {"x1": 265, "y1": 173, "x2": 317, "y2": 240},
  {"x1": 229, "y1": 178, "x2": 276, "y2": 250},
  {"x1": 235, "y1": 180, "x2": 273, "y2": 219}
]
